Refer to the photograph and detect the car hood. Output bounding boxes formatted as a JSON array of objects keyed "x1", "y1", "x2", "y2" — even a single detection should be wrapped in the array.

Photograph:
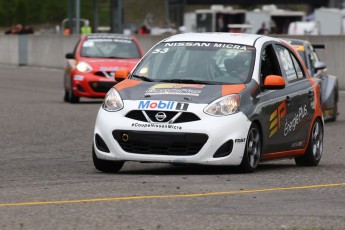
[
  {"x1": 79, "y1": 58, "x2": 140, "y2": 71},
  {"x1": 114, "y1": 79, "x2": 246, "y2": 104}
]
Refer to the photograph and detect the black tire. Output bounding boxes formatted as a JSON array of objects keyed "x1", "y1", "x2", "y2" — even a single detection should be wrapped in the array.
[
  {"x1": 63, "y1": 88, "x2": 70, "y2": 102},
  {"x1": 295, "y1": 119, "x2": 323, "y2": 166},
  {"x1": 63, "y1": 77, "x2": 70, "y2": 102},
  {"x1": 92, "y1": 146, "x2": 124, "y2": 173},
  {"x1": 239, "y1": 123, "x2": 262, "y2": 173},
  {"x1": 68, "y1": 88, "x2": 80, "y2": 103}
]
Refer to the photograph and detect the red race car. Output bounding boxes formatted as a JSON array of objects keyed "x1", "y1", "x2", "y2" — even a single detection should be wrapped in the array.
[{"x1": 64, "y1": 33, "x2": 143, "y2": 103}]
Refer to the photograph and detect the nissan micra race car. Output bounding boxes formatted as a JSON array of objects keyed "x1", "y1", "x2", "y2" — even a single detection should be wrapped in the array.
[
  {"x1": 283, "y1": 38, "x2": 339, "y2": 121},
  {"x1": 64, "y1": 33, "x2": 143, "y2": 103},
  {"x1": 93, "y1": 33, "x2": 324, "y2": 173}
]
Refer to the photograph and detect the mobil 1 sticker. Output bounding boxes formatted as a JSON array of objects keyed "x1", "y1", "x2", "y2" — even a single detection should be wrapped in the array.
[{"x1": 138, "y1": 100, "x2": 189, "y2": 111}]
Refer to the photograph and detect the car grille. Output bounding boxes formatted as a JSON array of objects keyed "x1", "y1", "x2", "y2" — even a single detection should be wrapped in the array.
[
  {"x1": 89, "y1": 81, "x2": 115, "y2": 93},
  {"x1": 113, "y1": 130, "x2": 208, "y2": 156},
  {"x1": 125, "y1": 110, "x2": 200, "y2": 123},
  {"x1": 94, "y1": 71, "x2": 116, "y2": 78}
]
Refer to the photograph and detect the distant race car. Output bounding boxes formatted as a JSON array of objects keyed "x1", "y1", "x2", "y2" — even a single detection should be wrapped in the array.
[
  {"x1": 93, "y1": 33, "x2": 324, "y2": 173},
  {"x1": 283, "y1": 38, "x2": 339, "y2": 121},
  {"x1": 64, "y1": 33, "x2": 143, "y2": 103}
]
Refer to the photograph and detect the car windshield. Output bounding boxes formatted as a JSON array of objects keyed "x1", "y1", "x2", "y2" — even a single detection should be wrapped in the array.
[
  {"x1": 80, "y1": 37, "x2": 141, "y2": 59},
  {"x1": 132, "y1": 42, "x2": 255, "y2": 84}
]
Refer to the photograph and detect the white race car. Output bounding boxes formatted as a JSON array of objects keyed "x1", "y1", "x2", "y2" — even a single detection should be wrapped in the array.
[{"x1": 93, "y1": 33, "x2": 324, "y2": 173}]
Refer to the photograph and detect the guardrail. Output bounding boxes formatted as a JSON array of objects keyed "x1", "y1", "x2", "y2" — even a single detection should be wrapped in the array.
[{"x1": 0, "y1": 34, "x2": 343, "y2": 90}]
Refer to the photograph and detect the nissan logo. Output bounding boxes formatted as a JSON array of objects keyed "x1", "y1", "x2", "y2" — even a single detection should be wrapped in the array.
[{"x1": 155, "y1": 112, "x2": 167, "y2": 122}]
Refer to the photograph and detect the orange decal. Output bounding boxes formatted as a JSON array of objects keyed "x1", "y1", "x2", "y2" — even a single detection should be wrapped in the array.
[
  {"x1": 221, "y1": 84, "x2": 246, "y2": 96},
  {"x1": 292, "y1": 45, "x2": 305, "y2": 52},
  {"x1": 262, "y1": 149, "x2": 305, "y2": 160},
  {"x1": 269, "y1": 100, "x2": 286, "y2": 138},
  {"x1": 115, "y1": 79, "x2": 141, "y2": 91}
]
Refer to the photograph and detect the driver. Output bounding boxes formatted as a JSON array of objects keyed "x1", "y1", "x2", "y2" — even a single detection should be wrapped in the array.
[{"x1": 224, "y1": 52, "x2": 251, "y2": 82}]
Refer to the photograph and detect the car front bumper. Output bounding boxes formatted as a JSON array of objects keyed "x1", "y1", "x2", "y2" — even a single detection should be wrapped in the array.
[
  {"x1": 93, "y1": 101, "x2": 251, "y2": 166},
  {"x1": 72, "y1": 73, "x2": 116, "y2": 98}
]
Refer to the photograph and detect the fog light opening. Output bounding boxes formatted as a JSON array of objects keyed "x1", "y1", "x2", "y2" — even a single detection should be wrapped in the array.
[
  {"x1": 95, "y1": 134, "x2": 110, "y2": 153},
  {"x1": 77, "y1": 84, "x2": 86, "y2": 92},
  {"x1": 213, "y1": 140, "x2": 233, "y2": 158}
]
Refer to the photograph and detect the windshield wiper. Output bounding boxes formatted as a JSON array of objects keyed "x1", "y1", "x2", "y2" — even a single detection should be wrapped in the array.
[
  {"x1": 131, "y1": 74, "x2": 154, "y2": 82},
  {"x1": 159, "y1": 79, "x2": 214, "y2": 85}
]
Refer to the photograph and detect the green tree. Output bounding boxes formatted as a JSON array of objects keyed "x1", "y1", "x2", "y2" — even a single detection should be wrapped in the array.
[
  {"x1": 16, "y1": 0, "x2": 28, "y2": 25},
  {"x1": 0, "y1": 0, "x2": 17, "y2": 26}
]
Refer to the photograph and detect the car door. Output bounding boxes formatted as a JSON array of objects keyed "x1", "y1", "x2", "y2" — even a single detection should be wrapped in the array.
[
  {"x1": 257, "y1": 42, "x2": 298, "y2": 154},
  {"x1": 273, "y1": 44, "x2": 315, "y2": 150}
]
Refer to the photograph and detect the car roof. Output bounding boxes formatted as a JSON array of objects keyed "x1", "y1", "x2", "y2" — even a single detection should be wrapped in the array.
[
  {"x1": 163, "y1": 33, "x2": 269, "y2": 46},
  {"x1": 280, "y1": 38, "x2": 309, "y2": 46}
]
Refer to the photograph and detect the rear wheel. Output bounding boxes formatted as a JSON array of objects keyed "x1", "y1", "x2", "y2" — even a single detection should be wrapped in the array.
[
  {"x1": 295, "y1": 119, "x2": 323, "y2": 166},
  {"x1": 92, "y1": 146, "x2": 124, "y2": 173},
  {"x1": 239, "y1": 123, "x2": 262, "y2": 173}
]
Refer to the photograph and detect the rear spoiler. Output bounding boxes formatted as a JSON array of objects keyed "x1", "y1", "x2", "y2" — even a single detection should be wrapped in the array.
[{"x1": 312, "y1": 44, "x2": 325, "y2": 49}]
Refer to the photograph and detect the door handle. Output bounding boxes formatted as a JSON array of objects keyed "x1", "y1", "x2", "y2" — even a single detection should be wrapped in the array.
[
  {"x1": 308, "y1": 91, "x2": 314, "y2": 98},
  {"x1": 286, "y1": 96, "x2": 291, "y2": 104}
]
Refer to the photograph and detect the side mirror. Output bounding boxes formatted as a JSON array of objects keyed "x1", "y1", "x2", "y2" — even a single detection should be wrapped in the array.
[
  {"x1": 314, "y1": 61, "x2": 326, "y2": 71},
  {"x1": 263, "y1": 75, "x2": 286, "y2": 89},
  {"x1": 65, "y1": 53, "x2": 74, "y2": 59},
  {"x1": 115, "y1": 68, "x2": 129, "y2": 82}
]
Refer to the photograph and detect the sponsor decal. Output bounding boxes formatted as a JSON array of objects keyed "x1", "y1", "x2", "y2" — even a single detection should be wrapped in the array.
[
  {"x1": 323, "y1": 109, "x2": 334, "y2": 117},
  {"x1": 292, "y1": 45, "x2": 305, "y2": 52},
  {"x1": 138, "y1": 100, "x2": 189, "y2": 111},
  {"x1": 73, "y1": 75, "x2": 84, "y2": 81},
  {"x1": 269, "y1": 100, "x2": 287, "y2": 138},
  {"x1": 84, "y1": 38, "x2": 132, "y2": 44},
  {"x1": 164, "y1": 42, "x2": 247, "y2": 50},
  {"x1": 284, "y1": 105, "x2": 308, "y2": 136},
  {"x1": 213, "y1": 43, "x2": 247, "y2": 50},
  {"x1": 145, "y1": 84, "x2": 204, "y2": 97},
  {"x1": 100, "y1": 66, "x2": 119, "y2": 71},
  {"x1": 132, "y1": 123, "x2": 182, "y2": 130},
  {"x1": 235, "y1": 138, "x2": 246, "y2": 143},
  {"x1": 291, "y1": 141, "x2": 305, "y2": 148}
]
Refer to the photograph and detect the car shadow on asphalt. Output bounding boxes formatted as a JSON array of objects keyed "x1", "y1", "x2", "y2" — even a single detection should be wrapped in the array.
[
  {"x1": 55, "y1": 100, "x2": 104, "y2": 104},
  {"x1": 99, "y1": 162, "x2": 300, "y2": 175}
]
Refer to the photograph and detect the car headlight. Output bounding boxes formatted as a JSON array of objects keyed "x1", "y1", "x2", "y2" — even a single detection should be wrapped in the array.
[
  {"x1": 204, "y1": 94, "x2": 240, "y2": 116},
  {"x1": 76, "y1": 62, "x2": 92, "y2": 73},
  {"x1": 102, "y1": 88, "x2": 124, "y2": 112}
]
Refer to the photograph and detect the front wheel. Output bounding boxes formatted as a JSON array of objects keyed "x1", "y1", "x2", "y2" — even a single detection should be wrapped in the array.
[
  {"x1": 239, "y1": 123, "x2": 262, "y2": 173},
  {"x1": 63, "y1": 88, "x2": 70, "y2": 102},
  {"x1": 68, "y1": 88, "x2": 80, "y2": 103},
  {"x1": 295, "y1": 119, "x2": 323, "y2": 166},
  {"x1": 92, "y1": 146, "x2": 124, "y2": 173}
]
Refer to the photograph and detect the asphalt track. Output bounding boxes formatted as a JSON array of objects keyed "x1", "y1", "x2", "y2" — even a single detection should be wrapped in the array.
[{"x1": 0, "y1": 65, "x2": 345, "y2": 230}]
